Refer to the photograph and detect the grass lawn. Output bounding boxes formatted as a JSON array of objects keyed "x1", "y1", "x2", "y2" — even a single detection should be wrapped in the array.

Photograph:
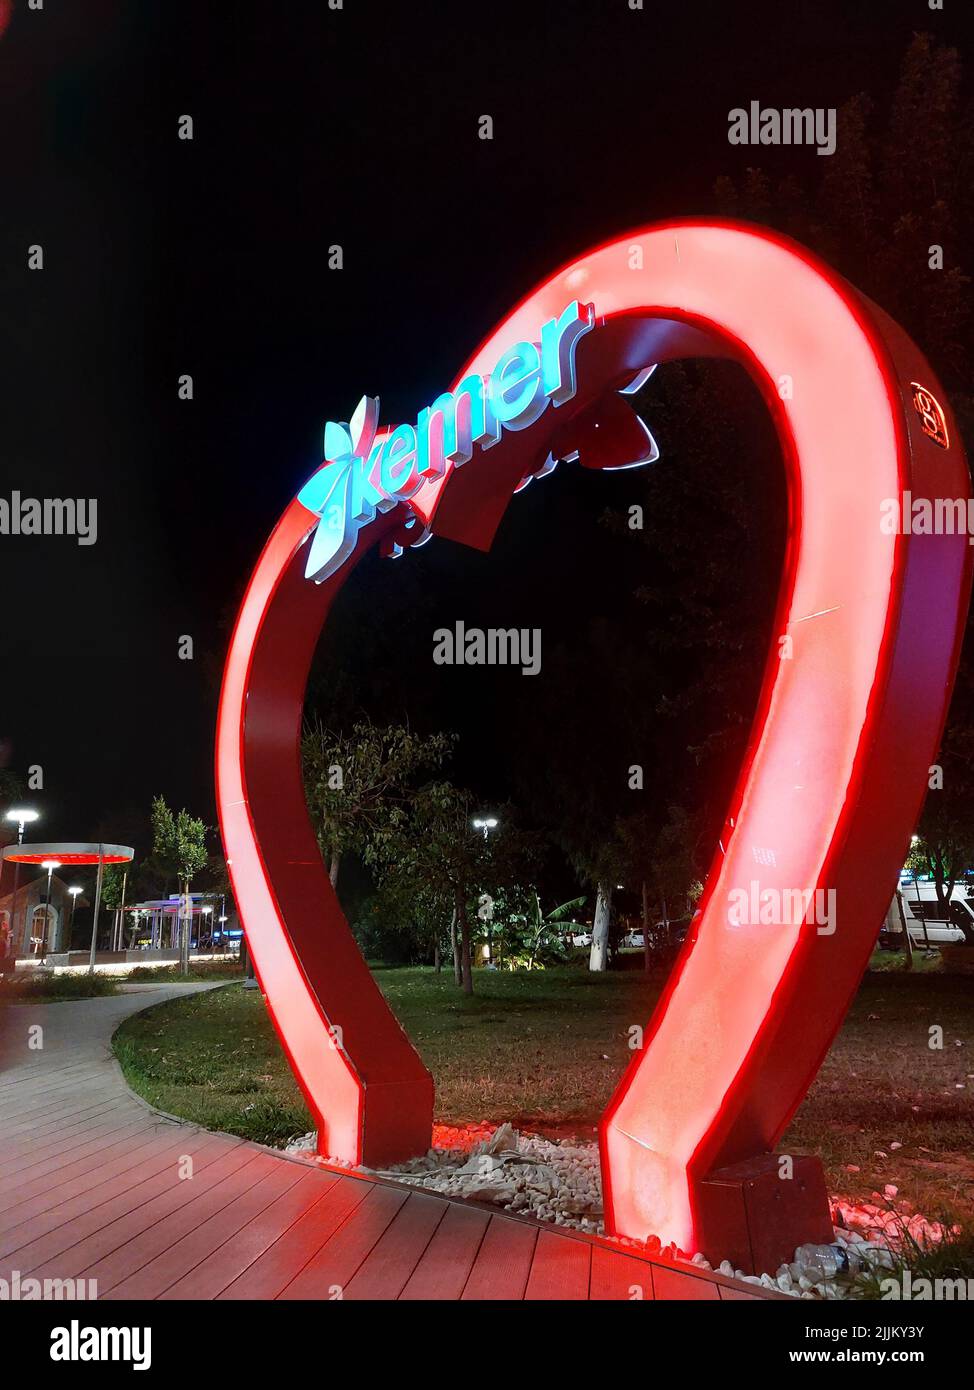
[{"x1": 113, "y1": 960, "x2": 974, "y2": 1229}]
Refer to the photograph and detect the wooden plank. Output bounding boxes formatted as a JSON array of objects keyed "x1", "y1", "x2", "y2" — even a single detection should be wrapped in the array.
[
  {"x1": 0, "y1": 1062, "x2": 95, "y2": 1093},
  {"x1": 0, "y1": 1070, "x2": 125, "y2": 1103},
  {"x1": 0, "y1": 1094, "x2": 121, "y2": 1129},
  {"x1": 0, "y1": 1099, "x2": 145, "y2": 1146},
  {"x1": 26, "y1": 1146, "x2": 268, "y2": 1288},
  {"x1": 0, "y1": 1064, "x2": 118, "y2": 1099},
  {"x1": 0, "y1": 1102, "x2": 140, "y2": 1162},
  {"x1": 718, "y1": 1283, "x2": 765, "y2": 1300},
  {"x1": 278, "y1": 1183, "x2": 407, "y2": 1300},
  {"x1": 217, "y1": 1175, "x2": 372, "y2": 1300},
  {"x1": 100, "y1": 1158, "x2": 307, "y2": 1299},
  {"x1": 0, "y1": 1132, "x2": 236, "y2": 1263},
  {"x1": 589, "y1": 1244, "x2": 655, "y2": 1300},
  {"x1": 341, "y1": 1191, "x2": 447, "y2": 1300},
  {"x1": 524, "y1": 1228, "x2": 592, "y2": 1301},
  {"x1": 461, "y1": 1215, "x2": 538, "y2": 1300},
  {"x1": 0, "y1": 1118, "x2": 164, "y2": 1211},
  {"x1": 652, "y1": 1262, "x2": 720, "y2": 1300},
  {"x1": 398, "y1": 1200, "x2": 489, "y2": 1301},
  {"x1": 158, "y1": 1169, "x2": 338, "y2": 1300},
  {"x1": 0, "y1": 1112, "x2": 141, "y2": 1174}
]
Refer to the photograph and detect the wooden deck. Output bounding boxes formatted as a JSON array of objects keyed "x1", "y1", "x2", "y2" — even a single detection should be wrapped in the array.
[{"x1": 0, "y1": 984, "x2": 771, "y2": 1301}]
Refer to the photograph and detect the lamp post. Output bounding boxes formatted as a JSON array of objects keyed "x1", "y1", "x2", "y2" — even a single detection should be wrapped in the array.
[
  {"x1": 472, "y1": 816, "x2": 498, "y2": 841},
  {"x1": 910, "y1": 834, "x2": 932, "y2": 951},
  {"x1": 3, "y1": 807, "x2": 40, "y2": 955},
  {"x1": 67, "y1": 885, "x2": 82, "y2": 950},
  {"x1": 472, "y1": 817, "x2": 499, "y2": 962},
  {"x1": 88, "y1": 845, "x2": 106, "y2": 975},
  {"x1": 39, "y1": 859, "x2": 61, "y2": 960}
]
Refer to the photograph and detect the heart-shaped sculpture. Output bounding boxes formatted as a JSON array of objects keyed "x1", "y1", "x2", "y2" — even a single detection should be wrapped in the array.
[{"x1": 216, "y1": 221, "x2": 970, "y2": 1254}]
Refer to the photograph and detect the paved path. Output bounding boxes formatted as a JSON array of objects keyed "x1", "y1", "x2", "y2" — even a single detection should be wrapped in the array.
[{"x1": 0, "y1": 985, "x2": 770, "y2": 1300}]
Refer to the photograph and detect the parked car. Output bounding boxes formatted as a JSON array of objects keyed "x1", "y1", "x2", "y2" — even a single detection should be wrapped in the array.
[{"x1": 880, "y1": 882, "x2": 974, "y2": 948}]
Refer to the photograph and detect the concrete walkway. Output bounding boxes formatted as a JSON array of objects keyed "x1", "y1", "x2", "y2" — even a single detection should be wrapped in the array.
[{"x1": 0, "y1": 984, "x2": 772, "y2": 1300}]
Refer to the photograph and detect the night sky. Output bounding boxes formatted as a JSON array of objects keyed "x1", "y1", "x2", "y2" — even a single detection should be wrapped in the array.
[{"x1": 1, "y1": 0, "x2": 970, "y2": 854}]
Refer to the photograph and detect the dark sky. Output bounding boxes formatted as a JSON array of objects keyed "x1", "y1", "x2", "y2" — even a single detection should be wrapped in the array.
[{"x1": 1, "y1": 0, "x2": 970, "y2": 852}]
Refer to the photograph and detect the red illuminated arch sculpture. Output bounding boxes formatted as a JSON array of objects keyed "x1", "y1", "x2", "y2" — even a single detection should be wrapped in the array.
[{"x1": 216, "y1": 222, "x2": 971, "y2": 1264}]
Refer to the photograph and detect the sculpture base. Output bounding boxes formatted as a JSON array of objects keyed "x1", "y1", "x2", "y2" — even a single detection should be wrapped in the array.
[{"x1": 694, "y1": 1154, "x2": 834, "y2": 1276}]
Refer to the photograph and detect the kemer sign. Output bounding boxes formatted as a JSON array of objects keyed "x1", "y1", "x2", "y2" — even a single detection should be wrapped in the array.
[
  {"x1": 296, "y1": 300, "x2": 597, "y2": 583},
  {"x1": 216, "y1": 221, "x2": 971, "y2": 1268}
]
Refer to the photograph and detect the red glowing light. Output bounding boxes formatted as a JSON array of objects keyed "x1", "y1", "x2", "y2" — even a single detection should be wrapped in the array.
[
  {"x1": 215, "y1": 221, "x2": 970, "y2": 1249},
  {"x1": 4, "y1": 845, "x2": 133, "y2": 866}
]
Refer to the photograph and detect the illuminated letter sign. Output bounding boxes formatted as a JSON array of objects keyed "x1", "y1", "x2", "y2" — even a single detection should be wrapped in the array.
[
  {"x1": 216, "y1": 222, "x2": 971, "y2": 1262},
  {"x1": 297, "y1": 301, "x2": 596, "y2": 584}
]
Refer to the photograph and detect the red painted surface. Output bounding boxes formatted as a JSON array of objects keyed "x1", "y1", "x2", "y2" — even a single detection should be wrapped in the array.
[{"x1": 215, "y1": 221, "x2": 971, "y2": 1250}]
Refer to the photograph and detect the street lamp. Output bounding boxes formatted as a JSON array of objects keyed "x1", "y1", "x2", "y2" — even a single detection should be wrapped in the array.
[
  {"x1": 67, "y1": 885, "x2": 82, "y2": 946},
  {"x1": 5, "y1": 807, "x2": 40, "y2": 837},
  {"x1": 39, "y1": 859, "x2": 61, "y2": 960},
  {"x1": 472, "y1": 818, "x2": 500, "y2": 964},
  {"x1": 3, "y1": 807, "x2": 40, "y2": 955}
]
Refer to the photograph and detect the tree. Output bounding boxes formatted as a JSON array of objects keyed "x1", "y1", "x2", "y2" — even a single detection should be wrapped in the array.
[
  {"x1": 150, "y1": 795, "x2": 208, "y2": 972},
  {"x1": 0, "y1": 769, "x2": 26, "y2": 822},
  {"x1": 618, "y1": 804, "x2": 701, "y2": 968},
  {"x1": 501, "y1": 613, "x2": 662, "y2": 972},
  {"x1": 907, "y1": 729, "x2": 974, "y2": 947},
  {"x1": 485, "y1": 890, "x2": 587, "y2": 971},
  {"x1": 368, "y1": 782, "x2": 481, "y2": 991},
  {"x1": 354, "y1": 876, "x2": 452, "y2": 966},
  {"x1": 368, "y1": 785, "x2": 535, "y2": 993},
  {"x1": 101, "y1": 864, "x2": 130, "y2": 949},
  {"x1": 302, "y1": 717, "x2": 453, "y2": 888}
]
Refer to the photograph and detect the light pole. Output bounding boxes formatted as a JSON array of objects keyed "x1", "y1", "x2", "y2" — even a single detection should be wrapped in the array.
[
  {"x1": 910, "y1": 834, "x2": 931, "y2": 951},
  {"x1": 3, "y1": 807, "x2": 40, "y2": 955},
  {"x1": 39, "y1": 859, "x2": 61, "y2": 960},
  {"x1": 67, "y1": 885, "x2": 82, "y2": 949},
  {"x1": 88, "y1": 845, "x2": 107, "y2": 975},
  {"x1": 472, "y1": 817, "x2": 499, "y2": 963},
  {"x1": 472, "y1": 816, "x2": 498, "y2": 841}
]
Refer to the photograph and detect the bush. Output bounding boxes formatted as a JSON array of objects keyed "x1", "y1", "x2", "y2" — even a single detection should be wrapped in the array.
[
  {"x1": 125, "y1": 960, "x2": 245, "y2": 982},
  {"x1": 847, "y1": 1215, "x2": 973, "y2": 1300},
  {"x1": 0, "y1": 972, "x2": 119, "y2": 1001}
]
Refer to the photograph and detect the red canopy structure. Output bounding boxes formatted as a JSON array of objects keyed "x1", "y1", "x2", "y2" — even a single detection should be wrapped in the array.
[
  {"x1": 4, "y1": 843, "x2": 133, "y2": 866},
  {"x1": 2, "y1": 842, "x2": 134, "y2": 970}
]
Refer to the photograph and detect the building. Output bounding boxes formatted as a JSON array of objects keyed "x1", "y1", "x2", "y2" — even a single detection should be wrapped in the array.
[{"x1": 0, "y1": 871, "x2": 87, "y2": 958}]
